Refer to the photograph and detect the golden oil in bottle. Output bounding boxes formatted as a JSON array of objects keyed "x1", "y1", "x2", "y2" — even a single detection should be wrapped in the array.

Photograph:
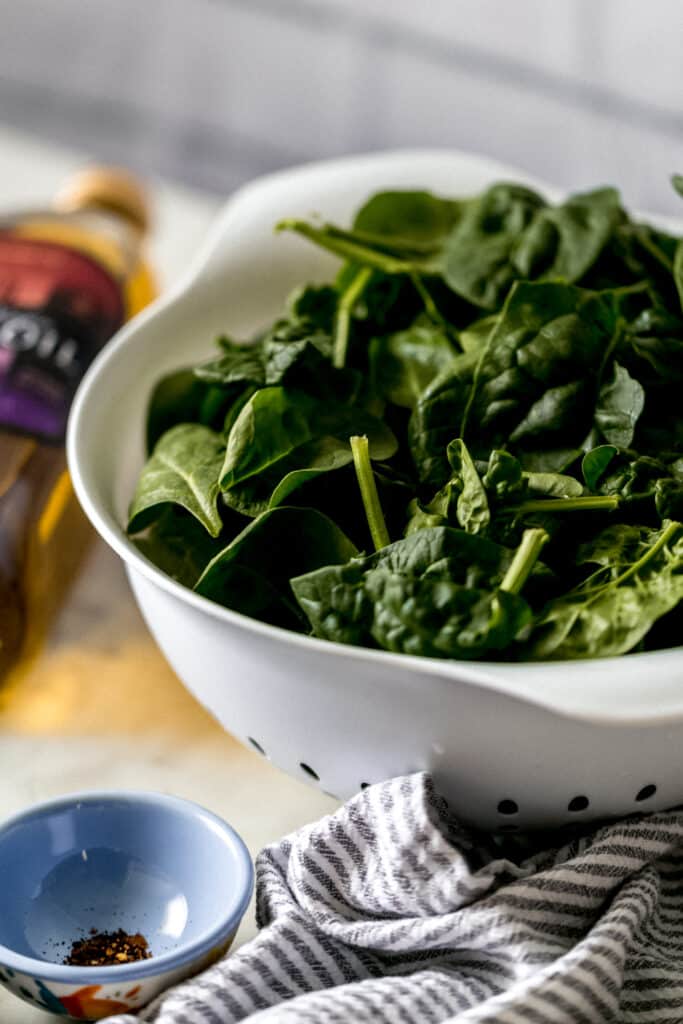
[{"x1": 0, "y1": 167, "x2": 156, "y2": 680}]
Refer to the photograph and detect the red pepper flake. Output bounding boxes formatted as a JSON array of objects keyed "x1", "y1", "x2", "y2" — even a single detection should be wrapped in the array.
[{"x1": 64, "y1": 929, "x2": 152, "y2": 967}]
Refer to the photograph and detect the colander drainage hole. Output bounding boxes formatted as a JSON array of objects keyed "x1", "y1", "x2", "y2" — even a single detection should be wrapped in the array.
[
  {"x1": 635, "y1": 784, "x2": 657, "y2": 802},
  {"x1": 300, "y1": 762, "x2": 320, "y2": 781},
  {"x1": 247, "y1": 737, "x2": 266, "y2": 756},
  {"x1": 497, "y1": 799, "x2": 519, "y2": 816},
  {"x1": 568, "y1": 795, "x2": 589, "y2": 812}
]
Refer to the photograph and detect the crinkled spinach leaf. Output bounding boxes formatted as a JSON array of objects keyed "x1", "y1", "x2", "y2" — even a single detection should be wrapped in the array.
[
  {"x1": 292, "y1": 525, "x2": 545, "y2": 659},
  {"x1": 528, "y1": 521, "x2": 683, "y2": 659},
  {"x1": 442, "y1": 184, "x2": 620, "y2": 309},
  {"x1": 411, "y1": 281, "x2": 618, "y2": 485},
  {"x1": 196, "y1": 322, "x2": 359, "y2": 403}
]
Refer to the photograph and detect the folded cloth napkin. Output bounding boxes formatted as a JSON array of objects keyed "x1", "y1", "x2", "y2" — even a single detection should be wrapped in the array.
[{"x1": 109, "y1": 773, "x2": 683, "y2": 1024}]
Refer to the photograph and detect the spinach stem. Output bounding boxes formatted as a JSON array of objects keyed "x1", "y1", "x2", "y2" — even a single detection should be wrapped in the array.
[
  {"x1": 609, "y1": 519, "x2": 681, "y2": 590},
  {"x1": 277, "y1": 220, "x2": 414, "y2": 275},
  {"x1": 459, "y1": 321, "x2": 497, "y2": 439},
  {"x1": 333, "y1": 267, "x2": 373, "y2": 369},
  {"x1": 411, "y1": 275, "x2": 443, "y2": 325},
  {"x1": 569, "y1": 520, "x2": 681, "y2": 605},
  {"x1": 500, "y1": 528, "x2": 549, "y2": 595},
  {"x1": 512, "y1": 495, "x2": 620, "y2": 514},
  {"x1": 350, "y1": 435, "x2": 391, "y2": 551}
]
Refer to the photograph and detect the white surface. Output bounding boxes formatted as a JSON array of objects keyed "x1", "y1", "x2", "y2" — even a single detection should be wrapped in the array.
[
  {"x1": 68, "y1": 148, "x2": 683, "y2": 836},
  {"x1": 0, "y1": 125, "x2": 337, "y2": 1023}
]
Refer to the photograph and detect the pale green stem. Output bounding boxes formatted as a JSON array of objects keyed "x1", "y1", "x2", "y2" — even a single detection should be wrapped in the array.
[
  {"x1": 350, "y1": 435, "x2": 391, "y2": 551},
  {"x1": 512, "y1": 495, "x2": 620, "y2": 515},
  {"x1": 411, "y1": 274, "x2": 445, "y2": 326},
  {"x1": 610, "y1": 520, "x2": 681, "y2": 589},
  {"x1": 500, "y1": 528, "x2": 549, "y2": 595},
  {"x1": 276, "y1": 219, "x2": 415, "y2": 275},
  {"x1": 334, "y1": 267, "x2": 373, "y2": 369},
  {"x1": 574, "y1": 519, "x2": 681, "y2": 604}
]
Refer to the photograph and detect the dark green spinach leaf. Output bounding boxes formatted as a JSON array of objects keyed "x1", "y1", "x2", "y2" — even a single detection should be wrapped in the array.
[
  {"x1": 594, "y1": 362, "x2": 645, "y2": 448},
  {"x1": 195, "y1": 507, "x2": 358, "y2": 629},
  {"x1": 130, "y1": 174, "x2": 683, "y2": 664},
  {"x1": 582, "y1": 445, "x2": 618, "y2": 491},
  {"x1": 220, "y1": 387, "x2": 397, "y2": 505},
  {"x1": 129, "y1": 424, "x2": 226, "y2": 537},
  {"x1": 442, "y1": 184, "x2": 620, "y2": 309},
  {"x1": 411, "y1": 281, "x2": 618, "y2": 485},
  {"x1": 292, "y1": 525, "x2": 546, "y2": 659},
  {"x1": 133, "y1": 506, "x2": 226, "y2": 588},
  {"x1": 369, "y1": 318, "x2": 457, "y2": 409}
]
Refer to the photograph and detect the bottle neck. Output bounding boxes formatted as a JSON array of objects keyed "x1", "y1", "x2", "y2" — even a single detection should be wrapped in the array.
[{"x1": 0, "y1": 206, "x2": 145, "y2": 281}]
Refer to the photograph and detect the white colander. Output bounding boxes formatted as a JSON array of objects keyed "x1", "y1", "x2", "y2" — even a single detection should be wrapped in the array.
[{"x1": 67, "y1": 150, "x2": 683, "y2": 831}]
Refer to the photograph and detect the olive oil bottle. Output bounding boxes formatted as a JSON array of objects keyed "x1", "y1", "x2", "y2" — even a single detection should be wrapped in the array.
[{"x1": 0, "y1": 167, "x2": 156, "y2": 679}]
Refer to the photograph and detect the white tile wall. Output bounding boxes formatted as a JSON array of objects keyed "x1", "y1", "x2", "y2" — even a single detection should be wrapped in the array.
[{"x1": 0, "y1": 0, "x2": 681, "y2": 213}]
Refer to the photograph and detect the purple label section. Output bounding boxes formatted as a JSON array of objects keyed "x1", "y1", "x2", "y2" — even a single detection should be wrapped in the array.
[
  {"x1": 0, "y1": 381, "x2": 65, "y2": 439},
  {"x1": 0, "y1": 335, "x2": 70, "y2": 441},
  {"x1": 0, "y1": 307, "x2": 86, "y2": 443}
]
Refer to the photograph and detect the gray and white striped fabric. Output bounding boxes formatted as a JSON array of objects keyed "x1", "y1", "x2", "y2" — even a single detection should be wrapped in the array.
[{"x1": 109, "y1": 773, "x2": 683, "y2": 1024}]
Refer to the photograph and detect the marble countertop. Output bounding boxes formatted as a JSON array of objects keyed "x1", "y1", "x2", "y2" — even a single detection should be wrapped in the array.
[{"x1": 0, "y1": 124, "x2": 337, "y2": 1022}]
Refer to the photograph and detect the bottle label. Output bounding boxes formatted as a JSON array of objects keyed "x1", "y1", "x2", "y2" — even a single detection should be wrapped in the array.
[{"x1": 0, "y1": 236, "x2": 125, "y2": 443}]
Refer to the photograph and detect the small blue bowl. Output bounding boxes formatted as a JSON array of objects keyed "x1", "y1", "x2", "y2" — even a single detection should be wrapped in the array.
[{"x1": 0, "y1": 791, "x2": 253, "y2": 1020}]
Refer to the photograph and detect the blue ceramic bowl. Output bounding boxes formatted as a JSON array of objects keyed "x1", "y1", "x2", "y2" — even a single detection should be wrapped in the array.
[{"x1": 0, "y1": 791, "x2": 253, "y2": 1020}]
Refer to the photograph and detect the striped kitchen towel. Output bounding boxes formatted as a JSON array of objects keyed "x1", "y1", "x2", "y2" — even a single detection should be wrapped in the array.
[{"x1": 109, "y1": 772, "x2": 683, "y2": 1024}]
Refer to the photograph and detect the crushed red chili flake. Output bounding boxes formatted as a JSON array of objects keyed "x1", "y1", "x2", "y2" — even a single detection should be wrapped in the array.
[{"x1": 64, "y1": 929, "x2": 152, "y2": 966}]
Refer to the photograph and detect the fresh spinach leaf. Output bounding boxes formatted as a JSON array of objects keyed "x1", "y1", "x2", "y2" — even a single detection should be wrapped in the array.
[
  {"x1": 442, "y1": 184, "x2": 620, "y2": 309},
  {"x1": 524, "y1": 471, "x2": 584, "y2": 499},
  {"x1": 292, "y1": 525, "x2": 546, "y2": 659},
  {"x1": 582, "y1": 445, "x2": 618, "y2": 491},
  {"x1": 221, "y1": 386, "x2": 397, "y2": 494},
  {"x1": 195, "y1": 507, "x2": 358, "y2": 629},
  {"x1": 418, "y1": 438, "x2": 491, "y2": 536},
  {"x1": 593, "y1": 361, "x2": 645, "y2": 448},
  {"x1": 194, "y1": 337, "x2": 265, "y2": 387},
  {"x1": 411, "y1": 281, "x2": 618, "y2": 485},
  {"x1": 482, "y1": 449, "x2": 527, "y2": 502},
  {"x1": 196, "y1": 322, "x2": 359, "y2": 403},
  {"x1": 131, "y1": 174, "x2": 683, "y2": 664},
  {"x1": 267, "y1": 437, "x2": 358, "y2": 509},
  {"x1": 286, "y1": 283, "x2": 337, "y2": 331},
  {"x1": 146, "y1": 368, "x2": 230, "y2": 452},
  {"x1": 281, "y1": 184, "x2": 620, "y2": 313},
  {"x1": 353, "y1": 190, "x2": 462, "y2": 249},
  {"x1": 528, "y1": 521, "x2": 683, "y2": 659},
  {"x1": 369, "y1": 318, "x2": 457, "y2": 409},
  {"x1": 133, "y1": 506, "x2": 225, "y2": 588},
  {"x1": 128, "y1": 424, "x2": 226, "y2": 537}
]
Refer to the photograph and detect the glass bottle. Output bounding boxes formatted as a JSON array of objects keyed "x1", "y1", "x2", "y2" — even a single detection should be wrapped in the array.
[{"x1": 0, "y1": 167, "x2": 156, "y2": 679}]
